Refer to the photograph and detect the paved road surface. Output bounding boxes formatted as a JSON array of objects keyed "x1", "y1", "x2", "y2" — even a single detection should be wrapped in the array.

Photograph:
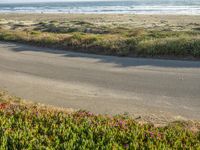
[{"x1": 0, "y1": 42, "x2": 200, "y2": 122}]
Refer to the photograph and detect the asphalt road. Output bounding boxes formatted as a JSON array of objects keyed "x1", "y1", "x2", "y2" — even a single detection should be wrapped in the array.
[{"x1": 0, "y1": 42, "x2": 200, "y2": 122}]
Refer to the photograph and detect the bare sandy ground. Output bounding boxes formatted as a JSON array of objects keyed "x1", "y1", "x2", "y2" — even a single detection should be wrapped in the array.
[{"x1": 0, "y1": 13, "x2": 200, "y2": 31}]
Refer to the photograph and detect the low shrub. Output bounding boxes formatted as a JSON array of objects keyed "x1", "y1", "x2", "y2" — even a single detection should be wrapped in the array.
[
  {"x1": 0, "y1": 29, "x2": 200, "y2": 58},
  {"x1": 137, "y1": 37, "x2": 200, "y2": 57}
]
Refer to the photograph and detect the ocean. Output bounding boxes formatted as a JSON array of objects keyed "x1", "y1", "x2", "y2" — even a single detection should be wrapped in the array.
[{"x1": 0, "y1": 0, "x2": 200, "y2": 15}]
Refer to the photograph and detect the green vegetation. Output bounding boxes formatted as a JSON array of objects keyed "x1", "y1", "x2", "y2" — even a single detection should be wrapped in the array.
[
  {"x1": 0, "y1": 92, "x2": 200, "y2": 149},
  {"x1": 0, "y1": 17, "x2": 200, "y2": 58},
  {"x1": 0, "y1": 28, "x2": 200, "y2": 58}
]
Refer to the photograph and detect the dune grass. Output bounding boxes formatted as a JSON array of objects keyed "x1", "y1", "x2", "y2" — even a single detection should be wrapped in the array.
[
  {"x1": 0, "y1": 18, "x2": 200, "y2": 58},
  {"x1": 0, "y1": 92, "x2": 200, "y2": 149}
]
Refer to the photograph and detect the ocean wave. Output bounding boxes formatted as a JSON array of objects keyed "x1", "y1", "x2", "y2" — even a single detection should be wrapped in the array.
[{"x1": 0, "y1": 1, "x2": 200, "y2": 15}]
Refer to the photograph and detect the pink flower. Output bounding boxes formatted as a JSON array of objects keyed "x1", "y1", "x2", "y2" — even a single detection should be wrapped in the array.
[
  {"x1": 88, "y1": 112, "x2": 94, "y2": 116},
  {"x1": 124, "y1": 144, "x2": 129, "y2": 149}
]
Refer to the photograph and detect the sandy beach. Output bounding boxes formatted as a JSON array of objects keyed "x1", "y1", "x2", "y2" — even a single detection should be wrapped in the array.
[{"x1": 0, "y1": 13, "x2": 200, "y2": 31}]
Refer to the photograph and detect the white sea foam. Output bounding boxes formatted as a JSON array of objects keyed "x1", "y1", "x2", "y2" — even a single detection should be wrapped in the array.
[{"x1": 0, "y1": 1, "x2": 199, "y2": 15}]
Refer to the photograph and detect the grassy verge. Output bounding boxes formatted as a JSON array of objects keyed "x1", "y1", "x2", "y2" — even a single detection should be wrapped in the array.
[
  {"x1": 0, "y1": 17, "x2": 200, "y2": 58},
  {"x1": 0, "y1": 91, "x2": 200, "y2": 149}
]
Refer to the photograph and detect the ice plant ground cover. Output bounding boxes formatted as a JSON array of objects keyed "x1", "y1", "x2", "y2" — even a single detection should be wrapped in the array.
[{"x1": 0, "y1": 92, "x2": 200, "y2": 149}]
